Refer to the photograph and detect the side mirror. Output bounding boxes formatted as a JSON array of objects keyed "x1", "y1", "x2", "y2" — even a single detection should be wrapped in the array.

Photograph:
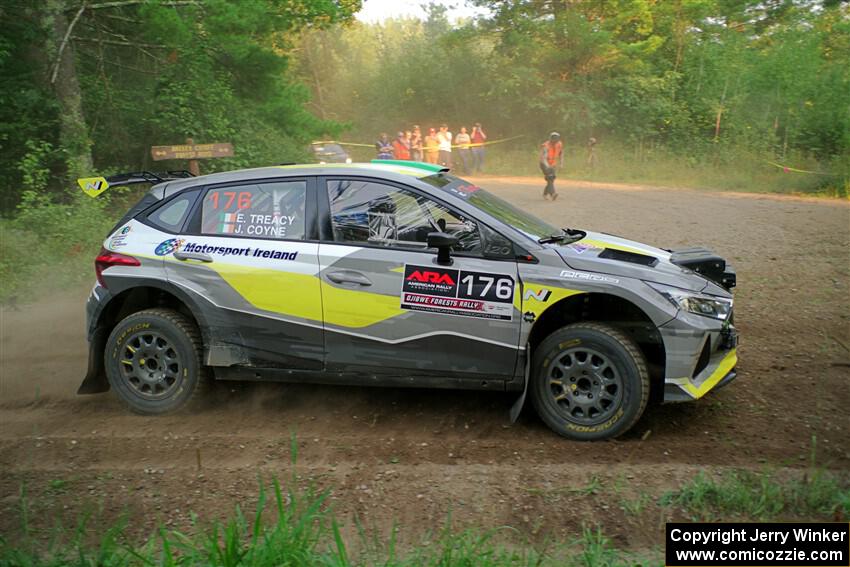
[{"x1": 427, "y1": 232, "x2": 458, "y2": 265}]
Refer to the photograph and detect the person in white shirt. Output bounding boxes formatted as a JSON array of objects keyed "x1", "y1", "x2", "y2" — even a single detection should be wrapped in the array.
[
  {"x1": 454, "y1": 126, "x2": 472, "y2": 174},
  {"x1": 437, "y1": 124, "x2": 452, "y2": 168}
]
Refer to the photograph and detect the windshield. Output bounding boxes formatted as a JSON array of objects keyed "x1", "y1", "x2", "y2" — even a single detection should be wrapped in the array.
[{"x1": 420, "y1": 174, "x2": 560, "y2": 242}]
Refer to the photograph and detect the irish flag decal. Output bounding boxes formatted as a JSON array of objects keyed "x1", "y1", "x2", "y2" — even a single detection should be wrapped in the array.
[{"x1": 217, "y1": 213, "x2": 240, "y2": 234}]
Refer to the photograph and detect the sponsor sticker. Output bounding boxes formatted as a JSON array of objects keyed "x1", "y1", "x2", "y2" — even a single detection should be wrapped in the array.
[
  {"x1": 444, "y1": 184, "x2": 481, "y2": 200},
  {"x1": 401, "y1": 264, "x2": 515, "y2": 321},
  {"x1": 155, "y1": 238, "x2": 185, "y2": 256},
  {"x1": 523, "y1": 288, "x2": 552, "y2": 302},
  {"x1": 77, "y1": 176, "x2": 109, "y2": 198},
  {"x1": 108, "y1": 225, "x2": 132, "y2": 250},
  {"x1": 154, "y1": 239, "x2": 298, "y2": 261},
  {"x1": 568, "y1": 242, "x2": 596, "y2": 254},
  {"x1": 560, "y1": 269, "x2": 619, "y2": 284}
]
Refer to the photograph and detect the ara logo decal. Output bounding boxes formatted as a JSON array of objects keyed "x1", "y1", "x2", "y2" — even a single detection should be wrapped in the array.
[
  {"x1": 406, "y1": 270, "x2": 456, "y2": 285},
  {"x1": 523, "y1": 288, "x2": 552, "y2": 302},
  {"x1": 402, "y1": 264, "x2": 459, "y2": 298},
  {"x1": 155, "y1": 238, "x2": 185, "y2": 256}
]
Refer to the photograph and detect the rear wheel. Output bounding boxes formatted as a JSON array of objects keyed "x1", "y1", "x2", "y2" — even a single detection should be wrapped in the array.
[
  {"x1": 105, "y1": 308, "x2": 206, "y2": 414},
  {"x1": 530, "y1": 322, "x2": 649, "y2": 441}
]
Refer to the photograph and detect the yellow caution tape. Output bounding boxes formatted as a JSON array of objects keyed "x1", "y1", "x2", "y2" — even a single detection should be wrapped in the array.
[
  {"x1": 313, "y1": 135, "x2": 525, "y2": 151},
  {"x1": 766, "y1": 161, "x2": 833, "y2": 176}
]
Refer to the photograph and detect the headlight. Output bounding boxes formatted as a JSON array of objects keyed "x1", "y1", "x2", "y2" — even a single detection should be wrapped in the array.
[
  {"x1": 345, "y1": 157, "x2": 352, "y2": 164},
  {"x1": 647, "y1": 282, "x2": 732, "y2": 320}
]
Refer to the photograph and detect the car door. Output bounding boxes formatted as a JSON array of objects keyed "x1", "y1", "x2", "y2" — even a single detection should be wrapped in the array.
[
  {"x1": 161, "y1": 177, "x2": 324, "y2": 370},
  {"x1": 317, "y1": 176, "x2": 521, "y2": 382}
]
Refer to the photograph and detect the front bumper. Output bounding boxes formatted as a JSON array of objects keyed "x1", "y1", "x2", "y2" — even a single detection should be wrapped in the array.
[
  {"x1": 660, "y1": 313, "x2": 739, "y2": 402},
  {"x1": 663, "y1": 347, "x2": 737, "y2": 402}
]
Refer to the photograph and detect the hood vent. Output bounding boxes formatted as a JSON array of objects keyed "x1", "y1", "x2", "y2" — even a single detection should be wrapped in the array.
[{"x1": 598, "y1": 248, "x2": 659, "y2": 267}]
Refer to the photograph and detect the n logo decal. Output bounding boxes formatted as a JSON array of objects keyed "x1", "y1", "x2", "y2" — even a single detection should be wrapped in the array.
[
  {"x1": 523, "y1": 288, "x2": 552, "y2": 302},
  {"x1": 77, "y1": 176, "x2": 109, "y2": 198}
]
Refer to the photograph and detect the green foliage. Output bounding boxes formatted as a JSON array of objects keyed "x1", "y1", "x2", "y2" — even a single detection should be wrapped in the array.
[
  {"x1": 660, "y1": 469, "x2": 850, "y2": 521},
  {"x1": 0, "y1": 0, "x2": 361, "y2": 214},
  {"x1": 0, "y1": 4, "x2": 59, "y2": 212},
  {"x1": 0, "y1": 0, "x2": 363, "y2": 300},
  {"x1": 17, "y1": 140, "x2": 55, "y2": 209},
  {"x1": 0, "y1": 478, "x2": 655, "y2": 566}
]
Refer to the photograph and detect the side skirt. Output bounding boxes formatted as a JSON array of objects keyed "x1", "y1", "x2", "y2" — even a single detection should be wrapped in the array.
[{"x1": 212, "y1": 366, "x2": 508, "y2": 391}]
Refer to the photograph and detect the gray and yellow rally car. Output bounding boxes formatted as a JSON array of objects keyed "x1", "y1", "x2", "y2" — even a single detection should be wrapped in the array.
[{"x1": 78, "y1": 161, "x2": 737, "y2": 440}]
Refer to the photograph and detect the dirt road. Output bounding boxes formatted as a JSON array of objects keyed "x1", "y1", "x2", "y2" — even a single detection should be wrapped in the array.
[{"x1": 2, "y1": 178, "x2": 848, "y2": 549}]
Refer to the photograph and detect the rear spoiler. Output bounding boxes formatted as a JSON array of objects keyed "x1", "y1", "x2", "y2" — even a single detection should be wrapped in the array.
[{"x1": 77, "y1": 170, "x2": 195, "y2": 198}]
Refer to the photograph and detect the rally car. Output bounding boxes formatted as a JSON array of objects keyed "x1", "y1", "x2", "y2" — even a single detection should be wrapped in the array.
[
  {"x1": 78, "y1": 161, "x2": 738, "y2": 440},
  {"x1": 310, "y1": 142, "x2": 352, "y2": 164}
]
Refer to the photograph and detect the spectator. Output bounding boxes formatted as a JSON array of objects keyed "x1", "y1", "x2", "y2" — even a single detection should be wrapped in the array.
[
  {"x1": 455, "y1": 126, "x2": 472, "y2": 174},
  {"x1": 392, "y1": 131, "x2": 411, "y2": 160},
  {"x1": 471, "y1": 122, "x2": 487, "y2": 173},
  {"x1": 586, "y1": 137, "x2": 597, "y2": 170},
  {"x1": 539, "y1": 132, "x2": 564, "y2": 201},
  {"x1": 410, "y1": 125, "x2": 423, "y2": 162},
  {"x1": 424, "y1": 128, "x2": 440, "y2": 164},
  {"x1": 437, "y1": 123, "x2": 452, "y2": 167},
  {"x1": 375, "y1": 133, "x2": 393, "y2": 160}
]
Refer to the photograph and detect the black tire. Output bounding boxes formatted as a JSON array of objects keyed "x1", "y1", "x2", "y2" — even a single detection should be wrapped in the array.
[
  {"x1": 104, "y1": 308, "x2": 207, "y2": 414},
  {"x1": 530, "y1": 322, "x2": 649, "y2": 441}
]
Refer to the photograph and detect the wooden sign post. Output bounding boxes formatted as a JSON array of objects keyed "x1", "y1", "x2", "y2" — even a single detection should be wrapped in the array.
[{"x1": 150, "y1": 138, "x2": 234, "y2": 175}]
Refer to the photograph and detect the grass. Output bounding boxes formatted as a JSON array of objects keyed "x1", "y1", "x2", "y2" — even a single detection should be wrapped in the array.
[
  {"x1": 660, "y1": 468, "x2": 850, "y2": 522},
  {"x1": 4, "y1": 464, "x2": 847, "y2": 565},
  {"x1": 1, "y1": 478, "x2": 654, "y2": 566}
]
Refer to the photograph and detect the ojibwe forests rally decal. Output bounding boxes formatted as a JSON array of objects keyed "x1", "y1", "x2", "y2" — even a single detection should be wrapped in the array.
[{"x1": 401, "y1": 264, "x2": 515, "y2": 321}]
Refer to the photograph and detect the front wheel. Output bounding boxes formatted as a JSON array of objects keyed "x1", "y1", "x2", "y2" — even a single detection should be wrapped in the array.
[
  {"x1": 530, "y1": 322, "x2": 649, "y2": 441},
  {"x1": 105, "y1": 308, "x2": 206, "y2": 414}
]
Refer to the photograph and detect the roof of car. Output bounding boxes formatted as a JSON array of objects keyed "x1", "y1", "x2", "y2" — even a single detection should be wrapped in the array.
[{"x1": 157, "y1": 161, "x2": 447, "y2": 198}]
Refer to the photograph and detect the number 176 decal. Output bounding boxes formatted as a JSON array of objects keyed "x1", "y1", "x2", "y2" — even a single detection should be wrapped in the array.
[{"x1": 400, "y1": 265, "x2": 515, "y2": 321}]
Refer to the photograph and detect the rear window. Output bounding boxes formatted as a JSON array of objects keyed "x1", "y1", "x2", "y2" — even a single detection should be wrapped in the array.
[
  {"x1": 108, "y1": 192, "x2": 160, "y2": 235},
  {"x1": 145, "y1": 189, "x2": 199, "y2": 232}
]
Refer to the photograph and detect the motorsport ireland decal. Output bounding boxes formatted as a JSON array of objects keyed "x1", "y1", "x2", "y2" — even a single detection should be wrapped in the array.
[
  {"x1": 401, "y1": 265, "x2": 515, "y2": 321},
  {"x1": 154, "y1": 239, "x2": 298, "y2": 261}
]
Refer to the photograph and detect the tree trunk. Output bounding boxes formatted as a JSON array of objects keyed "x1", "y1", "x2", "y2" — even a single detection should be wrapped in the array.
[{"x1": 46, "y1": 0, "x2": 93, "y2": 180}]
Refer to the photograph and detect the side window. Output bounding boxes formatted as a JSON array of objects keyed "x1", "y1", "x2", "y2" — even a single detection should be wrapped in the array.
[
  {"x1": 201, "y1": 181, "x2": 306, "y2": 240},
  {"x1": 146, "y1": 190, "x2": 198, "y2": 232},
  {"x1": 327, "y1": 179, "x2": 482, "y2": 255},
  {"x1": 480, "y1": 224, "x2": 515, "y2": 260}
]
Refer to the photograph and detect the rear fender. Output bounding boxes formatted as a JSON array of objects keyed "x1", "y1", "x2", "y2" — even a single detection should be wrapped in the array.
[{"x1": 78, "y1": 279, "x2": 211, "y2": 395}]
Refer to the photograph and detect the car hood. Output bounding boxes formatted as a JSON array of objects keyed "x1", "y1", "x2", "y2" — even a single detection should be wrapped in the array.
[{"x1": 555, "y1": 230, "x2": 721, "y2": 294}]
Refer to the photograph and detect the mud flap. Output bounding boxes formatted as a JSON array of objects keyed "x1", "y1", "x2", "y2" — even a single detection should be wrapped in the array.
[
  {"x1": 509, "y1": 344, "x2": 531, "y2": 423},
  {"x1": 77, "y1": 328, "x2": 109, "y2": 394}
]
